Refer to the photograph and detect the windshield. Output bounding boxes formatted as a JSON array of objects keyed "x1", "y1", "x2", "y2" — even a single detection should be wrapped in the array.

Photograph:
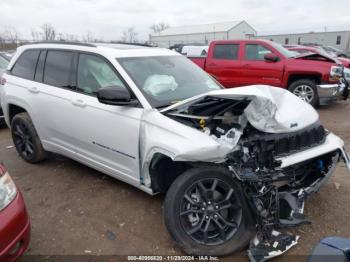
[
  {"x1": 117, "y1": 56, "x2": 222, "y2": 108},
  {"x1": 269, "y1": 41, "x2": 296, "y2": 58}
]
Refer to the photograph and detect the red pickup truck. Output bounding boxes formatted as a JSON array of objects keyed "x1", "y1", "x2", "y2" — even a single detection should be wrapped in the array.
[{"x1": 189, "y1": 40, "x2": 348, "y2": 106}]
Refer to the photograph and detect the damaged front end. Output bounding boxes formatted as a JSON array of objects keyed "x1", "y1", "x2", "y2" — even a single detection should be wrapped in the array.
[
  {"x1": 230, "y1": 142, "x2": 340, "y2": 261},
  {"x1": 160, "y1": 86, "x2": 350, "y2": 261}
]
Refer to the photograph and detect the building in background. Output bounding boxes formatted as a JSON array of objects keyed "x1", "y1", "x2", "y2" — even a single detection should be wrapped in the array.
[
  {"x1": 150, "y1": 20, "x2": 256, "y2": 48},
  {"x1": 259, "y1": 31, "x2": 350, "y2": 52}
]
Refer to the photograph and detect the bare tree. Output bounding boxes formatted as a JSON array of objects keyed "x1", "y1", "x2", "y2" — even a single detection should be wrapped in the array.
[
  {"x1": 2, "y1": 27, "x2": 19, "y2": 43},
  {"x1": 82, "y1": 32, "x2": 94, "y2": 43},
  {"x1": 121, "y1": 27, "x2": 138, "y2": 43},
  {"x1": 31, "y1": 29, "x2": 40, "y2": 42},
  {"x1": 57, "y1": 33, "x2": 65, "y2": 41},
  {"x1": 41, "y1": 23, "x2": 56, "y2": 41},
  {"x1": 150, "y1": 22, "x2": 170, "y2": 34}
]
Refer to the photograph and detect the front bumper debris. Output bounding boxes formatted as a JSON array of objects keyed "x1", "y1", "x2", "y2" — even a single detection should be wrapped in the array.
[
  {"x1": 246, "y1": 150, "x2": 349, "y2": 262},
  {"x1": 248, "y1": 231, "x2": 299, "y2": 262},
  {"x1": 317, "y1": 78, "x2": 349, "y2": 104}
]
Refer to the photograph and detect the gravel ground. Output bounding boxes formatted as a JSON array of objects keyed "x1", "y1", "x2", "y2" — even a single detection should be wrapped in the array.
[{"x1": 0, "y1": 100, "x2": 349, "y2": 262}]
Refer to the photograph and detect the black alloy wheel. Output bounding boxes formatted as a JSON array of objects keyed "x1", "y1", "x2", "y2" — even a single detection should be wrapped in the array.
[
  {"x1": 179, "y1": 178, "x2": 242, "y2": 245},
  {"x1": 164, "y1": 166, "x2": 254, "y2": 256},
  {"x1": 12, "y1": 122, "x2": 35, "y2": 159},
  {"x1": 11, "y1": 112, "x2": 47, "y2": 163}
]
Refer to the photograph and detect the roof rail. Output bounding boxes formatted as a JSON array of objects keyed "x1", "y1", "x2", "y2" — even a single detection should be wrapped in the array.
[
  {"x1": 27, "y1": 41, "x2": 96, "y2": 47},
  {"x1": 110, "y1": 41, "x2": 156, "y2": 47}
]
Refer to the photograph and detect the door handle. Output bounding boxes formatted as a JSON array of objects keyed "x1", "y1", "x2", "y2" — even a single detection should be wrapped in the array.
[
  {"x1": 208, "y1": 63, "x2": 217, "y2": 66},
  {"x1": 242, "y1": 64, "x2": 251, "y2": 68},
  {"x1": 28, "y1": 87, "x2": 39, "y2": 94},
  {"x1": 72, "y1": 99, "x2": 86, "y2": 107}
]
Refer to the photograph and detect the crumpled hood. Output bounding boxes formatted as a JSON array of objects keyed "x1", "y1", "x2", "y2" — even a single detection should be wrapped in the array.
[
  {"x1": 162, "y1": 85, "x2": 319, "y2": 133},
  {"x1": 294, "y1": 52, "x2": 340, "y2": 64}
]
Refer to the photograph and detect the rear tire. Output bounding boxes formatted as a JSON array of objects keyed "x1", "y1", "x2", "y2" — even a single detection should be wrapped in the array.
[
  {"x1": 164, "y1": 166, "x2": 254, "y2": 256},
  {"x1": 11, "y1": 112, "x2": 47, "y2": 163},
  {"x1": 288, "y1": 79, "x2": 318, "y2": 107}
]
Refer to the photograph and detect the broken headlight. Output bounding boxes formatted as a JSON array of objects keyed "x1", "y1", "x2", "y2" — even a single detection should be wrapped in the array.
[{"x1": 330, "y1": 65, "x2": 344, "y2": 81}]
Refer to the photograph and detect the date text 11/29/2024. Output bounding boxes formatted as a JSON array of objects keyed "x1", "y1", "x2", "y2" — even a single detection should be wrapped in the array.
[{"x1": 127, "y1": 256, "x2": 219, "y2": 261}]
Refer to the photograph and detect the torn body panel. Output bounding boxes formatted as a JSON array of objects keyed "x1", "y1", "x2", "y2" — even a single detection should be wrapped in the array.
[{"x1": 139, "y1": 108, "x2": 234, "y2": 187}]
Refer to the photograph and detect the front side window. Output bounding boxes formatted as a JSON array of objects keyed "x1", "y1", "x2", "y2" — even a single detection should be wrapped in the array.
[
  {"x1": 12, "y1": 50, "x2": 40, "y2": 80},
  {"x1": 44, "y1": 51, "x2": 74, "y2": 87},
  {"x1": 77, "y1": 54, "x2": 126, "y2": 95},
  {"x1": 245, "y1": 44, "x2": 272, "y2": 60},
  {"x1": 118, "y1": 56, "x2": 222, "y2": 108},
  {"x1": 213, "y1": 44, "x2": 239, "y2": 60}
]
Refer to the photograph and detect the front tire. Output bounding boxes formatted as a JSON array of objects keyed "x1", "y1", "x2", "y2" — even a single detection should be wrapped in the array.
[
  {"x1": 11, "y1": 112, "x2": 47, "y2": 163},
  {"x1": 164, "y1": 166, "x2": 254, "y2": 256},
  {"x1": 288, "y1": 79, "x2": 318, "y2": 106}
]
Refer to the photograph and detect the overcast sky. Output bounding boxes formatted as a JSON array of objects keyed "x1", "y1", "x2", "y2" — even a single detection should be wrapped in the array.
[{"x1": 1, "y1": 0, "x2": 350, "y2": 41}]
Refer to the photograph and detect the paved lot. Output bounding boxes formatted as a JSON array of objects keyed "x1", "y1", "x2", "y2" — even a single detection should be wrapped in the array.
[{"x1": 0, "y1": 100, "x2": 349, "y2": 261}]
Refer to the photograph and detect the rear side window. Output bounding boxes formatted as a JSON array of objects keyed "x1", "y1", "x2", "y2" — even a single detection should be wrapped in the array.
[
  {"x1": 44, "y1": 51, "x2": 74, "y2": 87},
  {"x1": 12, "y1": 50, "x2": 40, "y2": 80},
  {"x1": 213, "y1": 44, "x2": 239, "y2": 60}
]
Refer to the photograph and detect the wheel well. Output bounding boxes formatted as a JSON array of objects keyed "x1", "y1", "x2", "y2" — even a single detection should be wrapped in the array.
[
  {"x1": 287, "y1": 74, "x2": 322, "y2": 87},
  {"x1": 8, "y1": 104, "x2": 27, "y2": 124},
  {"x1": 149, "y1": 153, "x2": 193, "y2": 194}
]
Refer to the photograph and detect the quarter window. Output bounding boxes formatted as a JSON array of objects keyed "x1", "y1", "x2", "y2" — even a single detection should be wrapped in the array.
[
  {"x1": 245, "y1": 44, "x2": 272, "y2": 60},
  {"x1": 44, "y1": 51, "x2": 74, "y2": 88},
  {"x1": 12, "y1": 50, "x2": 40, "y2": 80},
  {"x1": 213, "y1": 44, "x2": 239, "y2": 60},
  {"x1": 77, "y1": 54, "x2": 126, "y2": 95}
]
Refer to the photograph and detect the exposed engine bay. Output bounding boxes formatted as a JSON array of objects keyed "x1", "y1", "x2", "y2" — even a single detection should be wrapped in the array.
[{"x1": 165, "y1": 95, "x2": 345, "y2": 261}]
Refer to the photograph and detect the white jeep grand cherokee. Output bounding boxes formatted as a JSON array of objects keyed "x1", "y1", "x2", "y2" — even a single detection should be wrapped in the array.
[{"x1": 0, "y1": 42, "x2": 349, "y2": 260}]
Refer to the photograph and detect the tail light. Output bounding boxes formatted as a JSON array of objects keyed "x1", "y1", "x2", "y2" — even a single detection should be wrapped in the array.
[{"x1": 0, "y1": 75, "x2": 6, "y2": 86}]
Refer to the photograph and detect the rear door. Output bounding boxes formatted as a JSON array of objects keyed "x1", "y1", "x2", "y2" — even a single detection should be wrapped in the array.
[
  {"x1": 241, "y1": 42, "x2": 284, "y2": 87},
  {"x1": 205, "y1": 43, "x2": 243, "y2": 87},
  {"x1": 29, "y1": 49, "x2": 78, "y2": 151}
]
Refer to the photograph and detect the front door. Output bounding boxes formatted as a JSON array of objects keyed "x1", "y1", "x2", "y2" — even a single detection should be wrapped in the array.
[
  {"x1": 68, "y1": 53, "x2": 143, "y2": 181},
  {"x1": 241, "y1": 43, "x2": 284, "y2": 87}
]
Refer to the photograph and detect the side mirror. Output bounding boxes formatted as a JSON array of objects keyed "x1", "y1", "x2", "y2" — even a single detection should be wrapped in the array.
[
  {"x1": 264, "y1": 53, "x2": 279, "y2": 62},
  {"x1": 97, "y1": 86, "x2": 138, "y2": 106}
]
